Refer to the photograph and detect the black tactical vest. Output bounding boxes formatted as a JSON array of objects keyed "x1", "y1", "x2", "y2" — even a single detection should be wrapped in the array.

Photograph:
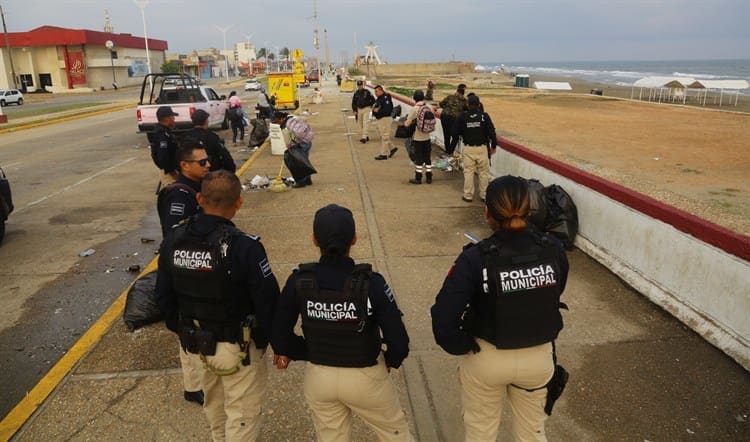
[
  {"x1": 462, "y1": 111, "x2": 487, "y2": 146},
  {"x1": 464, "y1": 233, "x2": 565, "y2": 349},
  {"x1": 295, "y1": 263, "x2": 380, "y2": 367},
  {"x1": 169, "y1": 218, "x2": 248, "y2": 335}
]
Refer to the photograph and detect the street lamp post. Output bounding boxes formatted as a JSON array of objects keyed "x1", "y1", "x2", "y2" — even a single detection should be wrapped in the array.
[
  {"x1": 133, "y1": 0, "x2": 152, "y2": 91},
  {"x1": 105, "y1": 40, "x2": 117, "y2": 88},
  {"x1": 216, "y1": 25, "x2": 233, "y2": 80}
]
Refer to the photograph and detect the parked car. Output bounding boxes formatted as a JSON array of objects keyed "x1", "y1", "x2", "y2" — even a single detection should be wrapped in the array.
[
  {"x1": 244, "y1": 79, "x2": 262, "y2": 91},
  {"x1": 0, "y1": 166, "x2": 13, "y2": 245},
  {"x1": 136, "y1": 73, "x2": 229, "y2": 135},
  {"x1": 0, "y1": 89, "x2": 24, "y2": 106},
  {"x1": 307, "y1": 69, "x2": 320, "y2": 83}
]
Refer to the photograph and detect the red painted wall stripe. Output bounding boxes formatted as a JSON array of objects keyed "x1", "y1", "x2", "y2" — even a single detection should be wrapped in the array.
[{"x1": 384, "y1": 88, "x2": 750, "y2": 262}]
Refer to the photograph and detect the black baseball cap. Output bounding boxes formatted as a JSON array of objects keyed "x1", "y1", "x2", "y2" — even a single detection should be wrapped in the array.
[
  {"x1": 156, "y1": 106, "x2": 179, "y2": 120},
  {"x1": 191, "y1": 109, "x2": 209, "y2": 125},
  {"x1": 313, "y1": 204, "x2": 356, "y2": 254},
  {"x1": 356, "y1": 80, "x2": 364, "y2": 86},
  {"x1": 468, "y1": 95, "x2": 480, "y2": 106}
]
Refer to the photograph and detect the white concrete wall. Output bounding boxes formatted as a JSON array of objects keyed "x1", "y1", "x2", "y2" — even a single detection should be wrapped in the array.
[{"x1": 388, "y1": 90, "x2": 750, "y2": 370}]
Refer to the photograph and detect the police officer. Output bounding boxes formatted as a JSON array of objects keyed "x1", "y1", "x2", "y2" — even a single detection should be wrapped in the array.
[
  {"x1": 271, "y1": 204, "x2": 413, "y2": 441},
  {"x1": 431, "y1": 176, "x2": 569, "y2": 441},
  {"x1": 150, "y1": 106, "x2": 180, "y2": 189},
  {"x1": 157, "y1": 139, "x2": 211, "y2": 238},
  {"x1": 156, "y1": 139, "x2": 212, "y2": 406},
  {"x1": 157, "y1": 170, "x2": 280, "y2": 441},
  {"x1": 188, "y1": 109, "x2": 237, "y2": 172},
  {"x1": 372, "y1": 85, "x2": 398, "y2": 161},
  {"x1": 436, "y1": 83, "x2": 467, "y2": 155},
  {"x1": 450, "y1": 94, "x2": 497, "y2": 203},
  {"x1": 351, "y1": 80, "x2": 375, "y2": 143}
]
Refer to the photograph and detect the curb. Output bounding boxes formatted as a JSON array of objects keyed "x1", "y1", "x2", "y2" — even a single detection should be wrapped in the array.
[{"x1": 0, "y1": 103, "x2": 136, "y2": 135}]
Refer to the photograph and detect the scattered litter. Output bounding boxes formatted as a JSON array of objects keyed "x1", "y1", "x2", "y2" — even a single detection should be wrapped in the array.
[
  {"x1": 133, "y1": 252, "x2": 139, "y2": 256},
  {"x1": 300, "y1": 110, "x2": 310, "y2": 116},
  {"x1": 736, "y1": 413, "x2": 747, "y2": 422},
  {"x1": 344, "y1": 132, "x2": 357, "y2": 136},
  {"x1": 686, "y1": 429, "x2": 694, "y2": 435},
  {"x1": 340, "y1": 108, "x2": 349, "y2": 112},
  {"x1": 337, "y1": 187, "x2": 345, "y2": 192},
  {"x1": 79, "y1": 249, "x2": 96, "y2": 257},
  {"x1": 140, "y1": 237, "x2": 155, "y2": 244},
  {"x1": 112, "y1": 256, "x2": 120, "y2": 260},
  {"x1": 250, "y1": 175, "x2": 270, "y2": 187},
  {"x1": 347, "y1": 115, "x2": 356, "y2": 119},
  {"x1": 237, "y1": 148, "x2": 248, "y2": 153},
  {"x1": 653, "y1": 157, "x2": 660, "y2": 161},
  {"x1": 54, "y1": 308, "x2": 62, "y2": 314},
  {"x1": 128, "y1": 264, "x2": 141, "y2": 273},
  {"x1": 311, "y1": 112, "x2": 319, "y2": 116},
  {"x1": 105, "y1": 268, "x2": 113, "y2": 273}
]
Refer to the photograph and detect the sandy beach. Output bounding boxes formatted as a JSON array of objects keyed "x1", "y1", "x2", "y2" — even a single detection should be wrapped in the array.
[{"x1": 379, "y1": 72, "x2": 750, "y2": 236}]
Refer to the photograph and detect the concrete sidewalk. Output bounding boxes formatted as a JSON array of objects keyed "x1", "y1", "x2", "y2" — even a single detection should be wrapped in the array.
[{"x1": 7, "y1": 81, "x2": 749, "y2": 441}]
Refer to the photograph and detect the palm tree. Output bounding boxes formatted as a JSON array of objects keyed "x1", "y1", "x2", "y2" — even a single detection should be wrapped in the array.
[
  {"x1": 280, "y1": 47, "x2": 290, "y2": 70},
  {"x1": 256, "y1": 48, "x2": 267, "y2": 72}
]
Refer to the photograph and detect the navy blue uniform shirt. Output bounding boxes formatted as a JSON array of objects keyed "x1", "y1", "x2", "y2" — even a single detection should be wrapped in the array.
[
  {"x1": 157, "y1": 174, "x2": 201, "y2": 238},
  {"x1": 373, "y1": 93, "x2": 394, "y2": 119},
  {"x1": 156, "y1": 214, "x2": 280, "y2": 347},
  {"x1": 431, "y1": 229, "x2": 569, "y2": 355},
  {"x1": 272, "y1": 256, "x2": 410, "y2": 368},
  {"x1": 150, "y1": 123, "x2": 178, "y2": 173}
]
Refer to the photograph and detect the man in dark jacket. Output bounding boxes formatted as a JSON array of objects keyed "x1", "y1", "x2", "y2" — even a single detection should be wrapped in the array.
[
  {"x1": 351, "y1": 80, "x2": 375, "y2": 143},
  {"x1": 372, "y1": 85, "x2": 398, "y2": 160},
  {"x1": 437, "y1": 84, "x2": 468, "y2": 155},
  {"x1": 150, "y1": 106, "x2": 180, "y2": 188},
  {"x1": 188, "y1": 109, "x2": 236, "y2": 172}
]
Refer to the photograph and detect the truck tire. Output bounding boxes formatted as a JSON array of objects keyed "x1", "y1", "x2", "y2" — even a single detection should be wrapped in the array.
[
  {"x1": 0, "y1": 100, "x2": 5, "y2": 107},
  {"x1": 17, "y1": 98, "x2": 23, "y2": 105},
  {"x1": 221, "y1": 112, "x2": 229, "y2": 130}
]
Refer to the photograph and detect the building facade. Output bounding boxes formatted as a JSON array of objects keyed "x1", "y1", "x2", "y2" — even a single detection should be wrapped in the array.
[{"x1": 0, "y1": 26, "x2": 168, "y2": 91}]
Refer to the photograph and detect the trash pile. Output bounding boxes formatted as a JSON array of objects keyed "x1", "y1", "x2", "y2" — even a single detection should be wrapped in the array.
[
  {"x1": 526, "y1": 178, "x2": 579, "y2": 249},
  {"x1": 434, "y1": 155, "x2": 460, "y2": 172}
]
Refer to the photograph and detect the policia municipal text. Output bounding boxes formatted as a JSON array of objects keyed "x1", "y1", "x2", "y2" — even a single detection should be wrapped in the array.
[
  {"x1": 272, "y1": 204, "x2": 414, "y2": 441},
  {"x1": 157, "y1": 170, "x2": 280, "y2": 441},
  {"x1": 431, "y1": 176, "x2": 570, "y2": 441}
]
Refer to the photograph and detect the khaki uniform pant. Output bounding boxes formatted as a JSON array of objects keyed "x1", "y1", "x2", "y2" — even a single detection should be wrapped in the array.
[
  {"x1": 179, "y1": 342, "x2": 203, "y2": 392},
  {"x1": 376, "y1": 117, "x2": 394, "y2": 157},
  {"x1": 462, "y1": 146, "x2": 490, "y2": 200},
  {"x1": 303, "y1": 355, "x2": 413, "y2": 442},
  {"x1": 356, "y1": 106, "x2": 372, "y2": 140},
  {"x1": 460, "y1": 339, "x2": 554, "y2": 442},
  {"x1": 199, "y1": 343, "x2": 268, "y2": 442}
]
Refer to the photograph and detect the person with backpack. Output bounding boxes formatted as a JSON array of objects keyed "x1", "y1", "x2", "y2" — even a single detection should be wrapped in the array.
[
  {"x1": 228, "y1": 99, "x2": 246, "y2": 146},
  {"x1": 372, "y1": 85, "x2": 398, "y2": 161},
  {"x1": 450, "y1": 94, "x2": 497, "y2": 203},
  {"x1": 398, "y1": 89, "x2": 436, "y2": 184},
  {"x1": 437, "y1": 84, "x2": 468, "y2": 155},
  {"x1": 272, "y1": 111, "x2": 316, "y2": 188},
  {"x1": 271, "y1": 204, "x2": 413, "y2": 441},
  {"x1": 156, "y1": 138, "x2": 212, "y2": 408}
]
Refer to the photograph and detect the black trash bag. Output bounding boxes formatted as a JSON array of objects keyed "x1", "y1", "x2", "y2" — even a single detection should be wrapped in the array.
[
  {"x1": 391, "y1": 105, "x2": 402, "y2": 118},
  {"x1": 123, "y1": 271, "x2": 162, "y2": 331},
  {"x1": 248, "y1": 119, "x2": 269, "y2": 147},
  {"x1": 284, "y1": 144, "x2": 317, "y2": 182},
  {"x1": 526, "y1": 178, "x2": 548, "y2": 230},
  {"x1": 543, "y1": 184, "x2": 579, "y2": 249},
  {"x1": 394, "y1": 116, "x2": 416, "y2": 139}
]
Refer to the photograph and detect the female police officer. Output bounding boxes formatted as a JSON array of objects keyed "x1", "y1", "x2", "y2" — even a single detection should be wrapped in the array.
[
  {"x1": 431, "y1": 176, "x2": 569, "y2": 441},
  {"x1": 271, "y1": 204, "x2": 413, "y2": 441}
]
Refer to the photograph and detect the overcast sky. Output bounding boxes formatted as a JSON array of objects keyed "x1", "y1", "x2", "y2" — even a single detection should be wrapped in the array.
[{"x1": 3, "y1": 0, "x2": 749, "y2": 63}]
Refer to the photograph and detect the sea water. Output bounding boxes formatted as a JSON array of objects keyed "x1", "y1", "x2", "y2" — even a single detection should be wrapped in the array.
[{"x1": 475, "y1": 59, "x2": 750, "y2": 87}]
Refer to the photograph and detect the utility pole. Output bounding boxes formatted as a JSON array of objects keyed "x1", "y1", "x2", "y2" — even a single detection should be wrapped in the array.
[
  {"x1": 324, "y1": 28, "x2": 330, "y2": 75},
  {"x1": 313, "y1": 0, "x2": 321, "y2": 81},
  {"x1": 353, "y1": 32, "x2": 357, "y2": 67},
  {"x1": 1, "y1": 1, "x2": 18, "y2": 88},
  {"x1": 216, "y1": 25, "x2": 233, "y2": 79}
]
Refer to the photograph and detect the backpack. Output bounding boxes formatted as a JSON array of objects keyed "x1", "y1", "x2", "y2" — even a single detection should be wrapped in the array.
[
  {"x1": 287, "y1": 117, "x2": 314, "y2": 144},
  {"x1": 229, "y1": 106, "x2": 243, "y2": 122},
  {"x1": 416, "y1": 104, "x2": 436, "y2": 133}
]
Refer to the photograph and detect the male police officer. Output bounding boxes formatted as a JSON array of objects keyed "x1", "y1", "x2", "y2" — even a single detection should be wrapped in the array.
[
  {"x1": 271, "y1": 204, "x2": 413, "y2": 441},
  {"x1": 150, "y1": 106, "x2": 180, "y2": 188},
  {"x1": 188, "y1": 109, "x2": 237, "y2": 172},
  {"x1": 157, "y1": 139, "x2": 211, "y2": 405},
  {"x1": 157, "y1": 139, "x2": 211, "y2": 237},
  {"x1": 372, "y1": 85, "x2": 398, "y2": 161},
  {"x1": 351, "y1": 80, "x2": 375, "y2": 143},
  {"x1": 450, "y1": 94, "x2": 497, "y2": 203},
  {"x1": 157, "y1": 170, "x2": 280, "y2": 441}
]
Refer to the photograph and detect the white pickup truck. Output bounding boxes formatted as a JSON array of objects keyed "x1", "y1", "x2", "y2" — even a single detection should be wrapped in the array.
[{"x1": 136, "y1": 73, "x2": 229, "y2": 135}]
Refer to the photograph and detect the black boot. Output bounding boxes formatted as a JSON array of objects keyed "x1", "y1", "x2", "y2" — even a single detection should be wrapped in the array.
[
  {"x1": 409, "y1": 172, "x2": 422, "y2": 184},
  {"x1": 425, "y1": 172, "x2": 433, "y2": 184}
]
